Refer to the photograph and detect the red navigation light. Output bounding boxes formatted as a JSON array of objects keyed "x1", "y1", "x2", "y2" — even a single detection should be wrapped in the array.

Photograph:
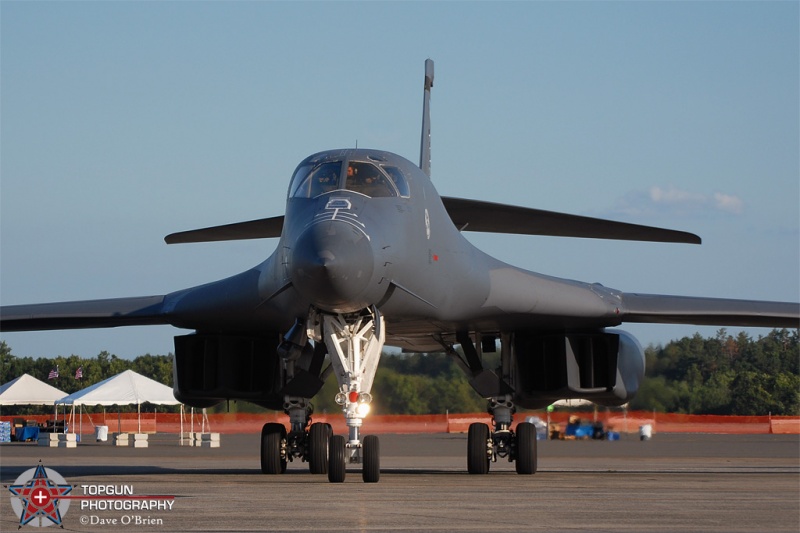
[{"x1": 348, "y1": 391, "x2": 359, "y2": 403}]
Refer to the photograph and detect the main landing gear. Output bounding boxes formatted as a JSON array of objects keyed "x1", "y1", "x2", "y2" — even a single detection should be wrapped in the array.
[
  {"x1": 260, "y1": 316, "x2": 333, "y2": 476},
  {"x1": 259, "y1": 307, "x2": 385, "y2": 483},
  {"x1": 259, "y1": 399, "x2": 333, "y2": 476},
  {"x1": 444, "y1": 332, "x2": 537, "y2": 476},
  {"x1": 467, "y1": 396, "x2": 537, "y2": 475}
]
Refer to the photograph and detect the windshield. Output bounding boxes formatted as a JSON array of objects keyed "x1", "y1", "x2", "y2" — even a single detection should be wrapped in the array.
[
  {"x1": 381, "y1": 166, "x2": 410, "y2": 197},
  {"x1": 344, "y1": 162, "x2": 396, "y2": 198},
  {"x1": 290, "y1": 161, "x2": 342, "y2": 198},
  {"x1": 289, "y1": 157, "x2": 412, "y2": 199}
]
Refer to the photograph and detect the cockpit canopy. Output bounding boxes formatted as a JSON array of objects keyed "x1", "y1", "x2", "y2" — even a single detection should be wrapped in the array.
[{"x1": 289, "y1": 158, "x2": 410, "y2": 199}]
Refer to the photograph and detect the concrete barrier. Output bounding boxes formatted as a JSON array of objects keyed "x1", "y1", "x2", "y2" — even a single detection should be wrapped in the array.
[{"x1": 770, "y1": 418, "x2": 800, "y2": 434}]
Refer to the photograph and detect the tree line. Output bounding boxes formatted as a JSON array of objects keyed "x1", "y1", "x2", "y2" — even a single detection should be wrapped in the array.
[
  {"x1": 1, "y1": 328, "x2": 797, "y2": 416},
  {"x1": 629, "y1": 328, "x2": 798, "y2": 415}
]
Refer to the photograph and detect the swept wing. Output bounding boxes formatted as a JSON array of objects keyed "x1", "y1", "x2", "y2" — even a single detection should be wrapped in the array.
[
  {"x1": 619, "y1": 293, "x2": 798, "y2": 328},
  {"x1": 1, "y1": 296, "x2": 170, "y2": 331},
  {"x1": 162, "y1": 198, "x2": 699, "y2": 245}
]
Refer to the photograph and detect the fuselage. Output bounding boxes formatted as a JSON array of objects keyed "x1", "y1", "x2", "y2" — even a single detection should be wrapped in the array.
[{"x1": 164, "y1": 149, "x2": 622, "y2": 350}]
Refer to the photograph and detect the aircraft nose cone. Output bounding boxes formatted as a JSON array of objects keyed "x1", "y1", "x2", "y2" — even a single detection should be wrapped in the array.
[{"x1": 290, "y1": 221, "x2": 375, "y2": 313}]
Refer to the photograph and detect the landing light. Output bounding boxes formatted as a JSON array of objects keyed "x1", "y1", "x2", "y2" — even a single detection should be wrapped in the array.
[
  {"x1": 357, "y1": 403, "x2": 371, "y2": 417},
  {"x1": 335, "y1": 390, "x2": 373, "y2": 407}
]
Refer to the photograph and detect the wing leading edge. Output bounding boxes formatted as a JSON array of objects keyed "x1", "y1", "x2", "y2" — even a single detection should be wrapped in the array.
[
  {"x1": 165, "y1": 216, "x2": 284, "y2": 244},
  {"x1": 441, "y1": 197, "x2": 701, "y2": 244},
  {"x1": 0, "y1": 296, "x2": 170, "y2": 332},
  {"x1": 619, "y1": 293, "x2": 799, "y2": 328}
]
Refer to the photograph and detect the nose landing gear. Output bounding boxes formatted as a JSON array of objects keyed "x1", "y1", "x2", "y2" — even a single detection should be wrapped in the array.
[{"x1": 320, "y1": 307, "x2": 385, "y2": 483}]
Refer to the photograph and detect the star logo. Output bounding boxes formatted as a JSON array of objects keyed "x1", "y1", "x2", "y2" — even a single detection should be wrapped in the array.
[{"x1": 8, "y1": 463, "x2": 73, "y2": 528}]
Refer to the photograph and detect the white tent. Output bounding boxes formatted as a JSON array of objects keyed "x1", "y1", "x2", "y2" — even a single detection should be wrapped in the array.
[
  {"x1": 0, "y1": 374, "x2": 66, "y2": 406},
  {"x1": 55, "y1": 369, "x2": 178, "y2": 407},
  {"x1": 55, "y1": 370, "x2": 179, "y2": 436}
]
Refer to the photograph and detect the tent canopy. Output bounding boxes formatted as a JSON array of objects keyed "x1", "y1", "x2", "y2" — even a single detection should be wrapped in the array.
[
  {"x1": 55, "y1": 369, "x2": 179, "y2": 406},
  {"x1": 0, "y1": 374, "x2": 67, "y2": 406}
]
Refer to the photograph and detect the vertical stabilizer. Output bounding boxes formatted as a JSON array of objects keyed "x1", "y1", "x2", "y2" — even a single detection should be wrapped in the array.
[{"x1": 419, "y1": 59, "x2": 434, "y2": 178}]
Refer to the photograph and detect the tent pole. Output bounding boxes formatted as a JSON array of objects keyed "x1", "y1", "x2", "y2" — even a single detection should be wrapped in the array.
[{"x1": 137, "y1": 404, "x2": 141, "y2": 434}]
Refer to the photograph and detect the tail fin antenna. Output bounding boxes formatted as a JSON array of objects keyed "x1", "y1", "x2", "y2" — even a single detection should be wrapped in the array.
[{"x1": 419, "y1": 59, "x2": 434, "y2": 178}]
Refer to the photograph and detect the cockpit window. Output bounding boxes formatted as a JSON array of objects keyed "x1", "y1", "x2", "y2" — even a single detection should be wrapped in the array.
[
  {"x1": 344, "y1": 162, "x2": 396, "y2": 198},
  {"x1": 290, "y1": 161, "x2": 342, "y2": 198},
  {"x1": 289, "y1": 163, "x2": 312, "y2": 197},
  {"x1": 381, "y1": 166, "x2": 410, "y2": 197},
  {"x1": 289, "y1": 157, "x2": 412, "y2": 199}
]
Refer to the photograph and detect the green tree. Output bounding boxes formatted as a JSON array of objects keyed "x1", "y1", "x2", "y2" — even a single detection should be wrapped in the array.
[
  {"x1": 729, "y1": 372, "x2": 773, "y2": 415},
  {"x1": 629, "y1": 375, "x2": 680, "y2": 412},
  {"x1": 695, "y1": 370, "x2": 734, "y2": 414}
]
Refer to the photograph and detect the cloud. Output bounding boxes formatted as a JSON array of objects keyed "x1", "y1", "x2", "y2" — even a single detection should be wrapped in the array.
[
  {"x1": 604, "y1": 185, "x2": 745, "y2": 219},
  {"x1": 712, "y1": 192, "x2": 744, "y2": 215},
  {"x1": 649, "y1": 186, "x2": 706, "y2": 207}
]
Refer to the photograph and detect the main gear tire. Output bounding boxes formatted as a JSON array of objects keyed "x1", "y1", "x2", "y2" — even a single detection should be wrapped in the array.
[
  {"x1": 467, "y1": 422, "x2": 490, "y2": 475},
  {"x1": 261, "y1": 423, "x2": 287, "y2": 474}
]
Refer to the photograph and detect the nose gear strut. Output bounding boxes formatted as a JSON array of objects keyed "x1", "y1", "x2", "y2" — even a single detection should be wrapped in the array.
[{"x1": 315, "y1": 306, "x2": 385, "y2": 483}]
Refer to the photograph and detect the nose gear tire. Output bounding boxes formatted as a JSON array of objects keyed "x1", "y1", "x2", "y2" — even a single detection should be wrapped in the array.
[
  {"x1": 362, "y1": 435, "x2": 380, "y2": 483},
  {"x1": 328, "y1": 434, "x2": 347, "y2": 483}
]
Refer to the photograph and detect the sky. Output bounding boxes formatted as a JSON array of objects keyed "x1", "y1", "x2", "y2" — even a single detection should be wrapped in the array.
[{"x1": 1, "y1": 1, "x2": 798, "y2": 359}]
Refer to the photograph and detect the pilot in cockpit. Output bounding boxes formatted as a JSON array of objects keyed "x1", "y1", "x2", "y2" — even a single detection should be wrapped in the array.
[
  {"x1": 347, "y1": 163, "x2": 367, "y2": 191},
  {"x1": 347, "y1": 163, "x2": 389, "y2": 197},
  {"x1": 308, "y1": 165, "x2": 339, "y2": 197}
]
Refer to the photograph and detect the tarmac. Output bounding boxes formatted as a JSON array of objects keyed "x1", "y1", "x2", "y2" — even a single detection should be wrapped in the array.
[{"x1": 1, "y1": 432, "x2": 798, "y2": 532}]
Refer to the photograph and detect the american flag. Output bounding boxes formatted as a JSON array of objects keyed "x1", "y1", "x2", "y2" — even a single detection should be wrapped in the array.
[
  {"x1": 48, "y1": 366, "x2": 59, "y2": 380},
  {"x1": 75, "y1": 366, "x2": 83, "y2": 380}
]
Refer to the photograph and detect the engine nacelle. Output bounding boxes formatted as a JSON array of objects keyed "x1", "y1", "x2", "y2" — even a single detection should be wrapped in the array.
[
  {"x1": 172, "y1": 333, "x2": 284, "y2": 410},
  {"x1": 512, "y1": 329, "x2": 645, "y2": 409}
]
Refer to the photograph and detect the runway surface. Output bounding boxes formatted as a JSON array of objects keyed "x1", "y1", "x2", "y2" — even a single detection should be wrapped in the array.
[{"x1": 2, "y1": 433, "x2": 798, "y2": 532}]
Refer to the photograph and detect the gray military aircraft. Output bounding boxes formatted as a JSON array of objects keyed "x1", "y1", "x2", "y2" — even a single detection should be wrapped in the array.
[{"x1": 2, "y1": 60, "x2": 798, "y2": 483}]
